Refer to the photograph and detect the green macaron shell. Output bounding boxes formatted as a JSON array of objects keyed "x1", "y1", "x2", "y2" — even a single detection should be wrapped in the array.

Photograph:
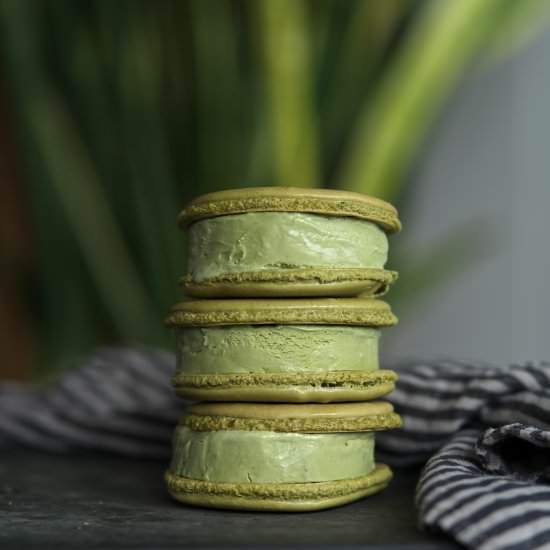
[
  {"x1": 183, "y1": 401, "x2": 402, "y2": 433},
  {"x1": 166, "y1": 298, "x2": 397, "y2": 327},
  {"x1": 165, "y1": 464, "x2": 393, "y2": 512},
  {"x1": 181, "y1": 267, "x2": 396, "y2": 298},
  {"x1": 173, "y1": 370, "x2": 398, "y2": 403},
  {"x1": 178, "y1": 187, "x2": 401, "y2": 232}
]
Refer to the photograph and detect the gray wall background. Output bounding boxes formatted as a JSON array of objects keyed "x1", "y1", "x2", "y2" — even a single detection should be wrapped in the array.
[{"x1": 384, "y1": 29, "x2": 550, "y2": 365}]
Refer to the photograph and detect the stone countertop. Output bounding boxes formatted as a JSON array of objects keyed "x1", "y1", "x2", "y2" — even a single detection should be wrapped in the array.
[{"x1": 0, "y1": 451, "x2": 456, "y2": 549}]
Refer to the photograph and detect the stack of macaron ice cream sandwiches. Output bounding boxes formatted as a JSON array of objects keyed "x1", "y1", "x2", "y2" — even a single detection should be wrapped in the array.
[{"x1": 165, "y1": 187, "x2": 403, "y2": 511}]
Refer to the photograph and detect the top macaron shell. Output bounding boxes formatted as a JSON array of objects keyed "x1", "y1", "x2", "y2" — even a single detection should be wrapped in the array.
[
  {"x1": 179, "y1": 187, "x2": 401, "y2": 299},
  {"x1": 178, "y1": 187, "x2": 401, "y2": 231}
]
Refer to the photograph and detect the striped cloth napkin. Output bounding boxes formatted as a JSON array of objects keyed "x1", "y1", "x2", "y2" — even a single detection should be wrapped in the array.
[
  {"x1": 377, "y1": 360, "x2": 550, "y2": 550},
  {"x1": 1, "y1": 350, "x2": 549, "y2": 550}
]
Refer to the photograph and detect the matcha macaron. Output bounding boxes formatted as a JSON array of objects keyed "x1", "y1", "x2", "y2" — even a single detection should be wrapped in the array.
[
  {"x1": 179, "y1": 187, "x2": 400, "y2": 298},
  {"x1": 165, "y1": 401, "x2": 401, "y2": 511},
  {"x1": 165, "y1": 297, "x2": 398, "y2": 403}
]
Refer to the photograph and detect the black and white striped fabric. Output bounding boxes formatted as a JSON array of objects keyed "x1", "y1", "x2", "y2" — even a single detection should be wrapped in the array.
[
  {"x1": 1, "y1": 350, "x2": 550, "y2": 549},
  {"x1": 377, "y1": 360, "x2": 550, "y2": 550},
  {"x1": 0, "y1": 348, "x2": 182, "y2": 457}
]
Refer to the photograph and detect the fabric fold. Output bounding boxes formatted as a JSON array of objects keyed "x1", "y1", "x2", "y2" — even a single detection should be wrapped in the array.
[{"x1": 378, "y1": 360, "x2": 550, "y2": 550}]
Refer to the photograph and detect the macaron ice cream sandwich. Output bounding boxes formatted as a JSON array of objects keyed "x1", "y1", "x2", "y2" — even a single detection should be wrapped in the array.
[
  {"x1": 179, "y1": 187, "x2": 401, "y2": 298},
  {"x1": 165, "y1": 186, "x2": 403, "y2": 512},
  {"x1": 165, "y1": 297, "x2": 398, "y2": 403},
  {"x1": 165, "y1": 401, "x2": 402, "y2": 511}
]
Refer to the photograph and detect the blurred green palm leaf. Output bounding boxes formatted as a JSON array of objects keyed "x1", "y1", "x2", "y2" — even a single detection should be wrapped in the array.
[{"x1": 0, "y1": 0, "x2": 548, "y2": 374}]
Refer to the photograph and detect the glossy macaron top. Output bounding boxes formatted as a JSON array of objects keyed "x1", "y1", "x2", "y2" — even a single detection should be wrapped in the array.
[
  {"x1": 178, "y1": 187, "x2": 401, "y2": 233},
  {"x1": 165, "y1": 297, "x2": 397, "y2": 328}
]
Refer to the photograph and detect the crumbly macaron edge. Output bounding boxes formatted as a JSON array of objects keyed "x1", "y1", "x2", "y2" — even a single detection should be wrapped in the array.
[
  {"x1": 165, "y1": 464, "x2": 392, "y2": 501},
  {"x1": 173, "y1": 369, "x2": 399, "y2": 404},
  {"x1": 178, "y1": 193, "x2": 401, "y2": 233},
  {"x1": 181, "y1": 268, "x2": 397, "y2": 297},
  {"x1": 180, "y1": 411, "x2": 402, "y2": 433},
  {"x1": 165, "y1": 302, "x2": 398, "y2": 328},
  {"x1": 167, "y1": 482, "x2": 388, "y2": 512},
  {"x1": 173, "y1": 369, "x2": 397, "y2": 389}
]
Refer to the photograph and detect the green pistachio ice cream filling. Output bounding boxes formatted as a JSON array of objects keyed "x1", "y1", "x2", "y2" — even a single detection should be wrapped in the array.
[
  {"x1": 187, "y1": 212, "x2": 389, "y2": 282},
  {"x1": 176, "y1": 325, "x2": 379, "y2": 375},
  {"x1": 170, "y1": 426, "x2": 375, "y2": 483}
]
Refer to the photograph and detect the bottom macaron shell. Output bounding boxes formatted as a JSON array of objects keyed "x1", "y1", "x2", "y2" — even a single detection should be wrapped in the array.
[
  {"x1": 181, "y1": 268, "x2": 397, "y2": 299},
  {"x1": 173, "y1": 370, "x2": 397, "y2": 404},
  {"x1": 165, "y1": 464, "x2": 392, "y2": 512}
]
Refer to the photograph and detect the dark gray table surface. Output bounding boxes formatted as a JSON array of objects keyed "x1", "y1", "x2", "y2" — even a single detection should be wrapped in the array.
[{"x1": 0, "y1": 451, "x2": 456, "y2": 549}]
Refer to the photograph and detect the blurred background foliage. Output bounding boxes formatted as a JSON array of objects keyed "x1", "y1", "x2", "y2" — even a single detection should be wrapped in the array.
[{"x1": 0, "y1": 0, "x2": 549, "y2": 378}]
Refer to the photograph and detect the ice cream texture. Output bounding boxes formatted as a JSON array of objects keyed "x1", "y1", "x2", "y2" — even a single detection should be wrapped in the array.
[
  {"x1": 187, "y1": 212, "x2": 389, "y2": 282},
  {"x1": 170, "y1": 426, "x2": 375, "y2": 483},
  {"x1": 176, "y1": 325, "x2": 379, "y2": 374}
]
